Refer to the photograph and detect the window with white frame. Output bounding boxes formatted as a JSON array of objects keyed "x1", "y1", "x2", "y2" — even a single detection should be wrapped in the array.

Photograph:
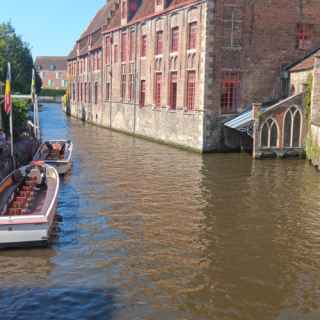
[
  {"x1": 261, "y1": 118, "x2": 279, "y2": 148},
  {"x1": 283, "y1": 107, "x2": 302, "y2": 148}
]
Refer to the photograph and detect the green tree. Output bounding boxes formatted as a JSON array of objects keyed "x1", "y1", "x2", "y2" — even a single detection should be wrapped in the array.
[{"x1": 0, "y1": 22, "x2": 34, "y2": 94}]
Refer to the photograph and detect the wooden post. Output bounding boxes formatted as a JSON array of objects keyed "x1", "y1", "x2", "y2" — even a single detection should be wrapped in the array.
[{"x1": 252, "y1": 103, "x2": 262, "y2": 159}]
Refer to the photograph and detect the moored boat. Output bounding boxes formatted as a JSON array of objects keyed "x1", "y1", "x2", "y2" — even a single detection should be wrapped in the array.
[
  {"x1": 33, "y1": 140, "x2": 73, "y2": 175},
  {"x1": 0, "y1": 162, "x2": 59, "y2": 248}
]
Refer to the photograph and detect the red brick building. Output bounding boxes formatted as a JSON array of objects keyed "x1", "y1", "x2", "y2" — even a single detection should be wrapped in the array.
[
  {"x1": 67, "y1": 0, "x2": 320, "y2": 152},
  {"x1": 35, "y1": 56, "x2": 68, "y2": 90}
]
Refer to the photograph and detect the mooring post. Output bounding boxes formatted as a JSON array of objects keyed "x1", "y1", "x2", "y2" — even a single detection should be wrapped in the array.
[{"x1": 252, "y1": 103, "x2": 262, "y2": 159}]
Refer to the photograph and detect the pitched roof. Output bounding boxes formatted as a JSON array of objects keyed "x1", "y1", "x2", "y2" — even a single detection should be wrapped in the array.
[
  {"x1": 35, "y1": 56, "x2": 67, "y2": 71},
  {"x1": 80, "y1": 4, "x2": 108, "y2": 39},
  {"x1": 104, "y1": 0, "x2": 200, "y2": 32},
  {"x1": 287, "y1": 47, "x2": 320, "y2": 72},
  {"x1": 68, "y1": 3, "x2": 109, "y2": 60}
]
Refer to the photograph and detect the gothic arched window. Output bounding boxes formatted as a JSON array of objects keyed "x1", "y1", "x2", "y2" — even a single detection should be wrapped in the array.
[
  {"x1": 283, "y1": 107, "x2": 302, "y2": 148},
  {"x1": 261, "y1": 118, "x2": 279, "y2": 148}
]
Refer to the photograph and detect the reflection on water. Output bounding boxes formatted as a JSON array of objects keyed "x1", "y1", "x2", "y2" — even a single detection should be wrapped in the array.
[{"x1": 1, "y1": 103, "x2": 320, "y2": 319}]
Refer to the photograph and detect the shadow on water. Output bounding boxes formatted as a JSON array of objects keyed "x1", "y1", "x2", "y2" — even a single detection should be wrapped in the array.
[{"x1": 0, "y1": 287, "x2": 119, "y2": 320}]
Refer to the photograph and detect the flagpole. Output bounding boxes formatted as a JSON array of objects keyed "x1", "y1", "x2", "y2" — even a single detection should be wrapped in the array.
[
  {"x1": 5, "y1": 62, "x2": 15, "y2": 169},
  {"x1": 9, "y1": 106, "x2": 15, "y2": 169}
]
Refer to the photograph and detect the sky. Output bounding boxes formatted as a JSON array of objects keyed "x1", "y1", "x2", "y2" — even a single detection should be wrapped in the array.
[{"x1": 1, "y1": 0, "x2": 105, "y2": 59}]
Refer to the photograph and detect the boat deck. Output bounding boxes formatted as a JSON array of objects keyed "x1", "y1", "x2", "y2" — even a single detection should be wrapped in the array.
[{"x1": 1, "y1": 177, "x2": 47, "y2": 217}]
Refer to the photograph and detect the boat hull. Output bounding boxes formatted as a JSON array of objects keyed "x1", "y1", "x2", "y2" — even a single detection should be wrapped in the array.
[
  {"x1": 45, "y1": 161, "x2": 72, "y2": 175},
  {"x1": 33, "y1": 140, "x2": 73, "y2": 175},
  {"x1": 0, "y1": 164, "x2": 59, "y2": 249}
]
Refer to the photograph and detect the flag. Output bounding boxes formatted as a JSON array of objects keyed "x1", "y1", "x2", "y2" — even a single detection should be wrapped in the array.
[
  {"x1": 4, "y1": 63, "x2": 12, "y2": 114},
  {"x1": 31, "y1": 68, "x2": 36, "y2": 103}
]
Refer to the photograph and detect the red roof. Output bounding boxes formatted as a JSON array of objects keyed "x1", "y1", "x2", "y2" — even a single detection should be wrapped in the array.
[
  {"x1": 104, "y1": 0, "x2": 200, "y2": 33},
  {"x1": 35, "y1": 56, "x2": 68, "y2": 70},
  {"x1": 289, "y1": 48, "x2": 320, "y2": 72}
]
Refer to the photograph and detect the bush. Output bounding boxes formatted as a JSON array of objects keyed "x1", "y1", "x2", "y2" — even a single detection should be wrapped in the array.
[
  {"x1": 40, "y1": 88, "x2": 66, "y2": 97},
  {"x1": 2, "y1": 99, "x2": 30, "y2": 137}
]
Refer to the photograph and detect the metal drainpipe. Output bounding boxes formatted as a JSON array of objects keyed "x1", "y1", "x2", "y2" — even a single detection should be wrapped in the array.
[
  {"x1": 133, "y1": 25, "x2": 138, "y2": 134},
  {"x1": 109, "y1": 34, "x2": 113, "y2": 129}
]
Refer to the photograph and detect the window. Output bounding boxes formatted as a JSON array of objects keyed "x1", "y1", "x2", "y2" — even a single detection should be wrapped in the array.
[
  {"x1": 121, "y1": 74, "x2": 126, "y2": 101},
  {"x1": 186, "y1": 71, "x2": 196, "y2": 111},
  {"x1": 48, "y1": 80, "x2": 53, "y2": 88},
  {"x1": 129, "y1": 74, "x2": 134, "y2": 102},
  {"x1": 80, "y1": 83, "x2": 83, "y2": 102},
  {"x1": 297, "y1": 23, "x2": 313, "y2": 50},
  {"x1": 72, "y1": 83, "x2": 76, "y2": 101},
  {"x1": 88, "y1": 84, "x2": 92, "y2": 103},
  {"x1": 188, "y1": 22, "x2": 197, "y2": 50},
  {"x1": 105, "y1": 37, "x2": 111, "y2": 65},
  {"x1": 94, "y1": 82, "x2": 99, "y2": 104},
  {"x1": 114, "y1": 45, "x2": 118, "y2": 63},
  {"x1": 223, "y1": 5, "x2": 242, "y2": 48},
  {"x1": 221, "y1": 71, "x2": 241, "y2": 114},
  {"x1": 129, "y1": 30, "x2": 135, "y2": 61},
  {"x1": 155, "y1": 73, "x2": 162, "y2": 107},
  {"x1": 155, "y1": 31, "x2": 163, "y2": 55},
  {"x1": 84, "y1": 83, "x2": 87, "y2": 103},
  {"x1": 261, "y1": 119, "x2": 278, "y2": 148},
  {"x1": 141, "y1": 35, "x2": 147, "y2": 57},
  {"x1": 97, "y1": 52, "x2": 100, "y2": 70},
  {"x1": 284, "y1": 107, "x2": 302, "y2": 148},
  {"x1": 77, "y1": 83, "x2": 80, "y2": 102},
  {"x1": 105, "y1": 83, "x2": 110, "y2": 101},
  {"x1": 140, "y1": 80, "x2": 146, "y2": 107},
  {"x1": 169, "y1": 72, "x2": 178, "y2": 109},
  {"x1": 121, "y1": 32, "x2": 127, "y2": 62},
  {"x1": 171, "y1": 27, "x2": 179, "y2": 52}
]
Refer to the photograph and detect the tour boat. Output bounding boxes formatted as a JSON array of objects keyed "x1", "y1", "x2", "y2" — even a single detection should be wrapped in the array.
[
  {"x1": 0, "y1": 162, "x2": 59, "y2": 248},
  {"x1": 33, "y1": 140, "x2": 73, "y2": 175}
]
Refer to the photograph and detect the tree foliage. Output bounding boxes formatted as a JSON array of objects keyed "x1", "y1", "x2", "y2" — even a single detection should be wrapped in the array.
[
  {"x1": 0, "y1": 22, "x2": 35, "y2": 94},
  {"x1": 0, "y1": 22, "x2": 42, "y2": 135}
]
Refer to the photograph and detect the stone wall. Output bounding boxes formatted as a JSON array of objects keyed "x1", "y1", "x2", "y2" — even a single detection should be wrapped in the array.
[{"x1": 69, "y1": 101, "x2": 204, "y2": 151}]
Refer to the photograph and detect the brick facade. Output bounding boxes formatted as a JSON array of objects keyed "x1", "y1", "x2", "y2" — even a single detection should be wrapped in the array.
[
  {"x1": 35, "y1": 57, "x2": 68, "y2": 90},
  {"x1": 67, "y1": 0, "x2": 320, "y2": 152}
]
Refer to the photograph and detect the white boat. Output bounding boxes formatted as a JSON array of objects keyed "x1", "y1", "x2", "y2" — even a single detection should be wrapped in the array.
[
  {"x1": 0, "y1": 162, "x2": 59, "y2": 248},
  {"x1": 33, "y1": 140, "x2": 73, "y2": 175}
]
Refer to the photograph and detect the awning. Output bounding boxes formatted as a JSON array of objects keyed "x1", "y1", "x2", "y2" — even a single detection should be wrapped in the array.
[{"x1": 224, "y1": 109, "x2": 253, "y2": 132}]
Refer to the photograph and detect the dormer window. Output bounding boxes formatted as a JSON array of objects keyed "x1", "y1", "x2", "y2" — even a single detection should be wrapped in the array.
[{"x1": 155, "y1": 0, "x2": 166, "y2": 12}]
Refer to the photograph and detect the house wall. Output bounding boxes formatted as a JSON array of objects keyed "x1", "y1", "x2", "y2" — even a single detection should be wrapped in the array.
[
  {"x1": 67, "y1": 0, "x2": 320, "y2": 152},
  {"x1": 253, "y1": 93, "x2": 306, "y2": 159},
  {"x1": 40, "y1": 70, "x2": 68, "y2": 90},
  {"x1": 307, "y1": 56, "x2": 320, "y2": 167},
  {"x1": 290, "y1": 70, "x2": 313, "y2": 94},
  {"x1": 210, "y1": 0, "x2": 320, "y2": 114},
  {"x1": 68, "y1": 0, "x2": 207, "y2": 152}
]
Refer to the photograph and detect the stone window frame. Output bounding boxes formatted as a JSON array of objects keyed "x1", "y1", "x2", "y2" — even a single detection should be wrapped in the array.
[
  {"x1": 260, "y1": 117, "x2": 280, "y2": 149},
  {"x1": 282, "y1": 105, "x2": 303, "y2": 148},
  {"x1": 222, "y1": 4, "x2": 242, "y2": 49}
]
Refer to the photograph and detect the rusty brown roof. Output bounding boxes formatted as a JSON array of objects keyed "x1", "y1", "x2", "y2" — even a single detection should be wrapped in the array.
[
  {"x1": 104, "y1": 0, "x2": 200, "y2": 32},
  {"x1": 288, "y1": 47, "x2": 320, "y2": 72},
  {"x1": 35, "y1": 56, "x2": 68, "y2": 70}
]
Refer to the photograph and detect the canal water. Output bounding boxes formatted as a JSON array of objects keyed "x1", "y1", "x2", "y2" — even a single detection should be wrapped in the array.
[{"x1": 1, "y1": 103, "x2": 320, "y2": 320}]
